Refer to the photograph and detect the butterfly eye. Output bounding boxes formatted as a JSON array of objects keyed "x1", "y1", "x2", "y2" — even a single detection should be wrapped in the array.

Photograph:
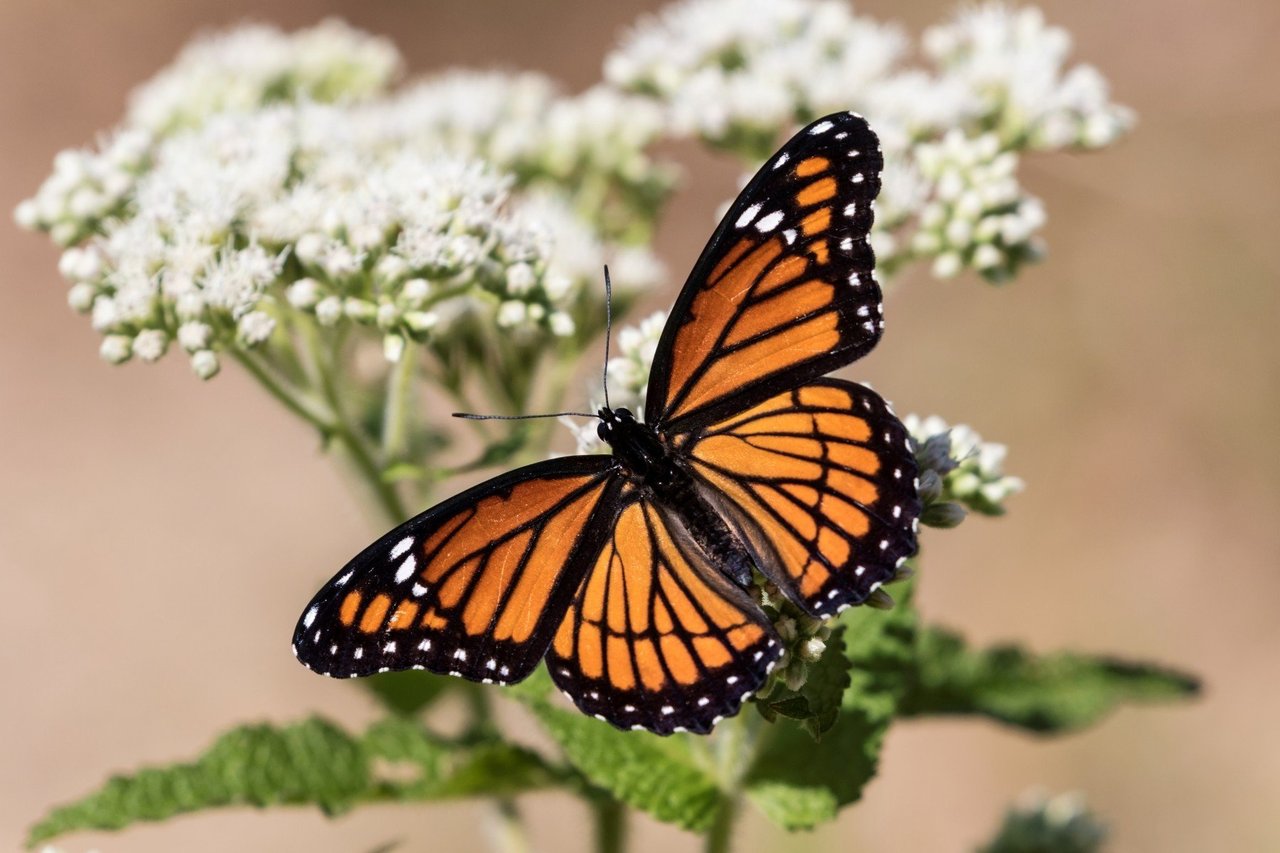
[
  {"x1": 597, "y1": 422, "x2": 611, "y2": 441},
  {"x1": 616, "y1": 408, "x2": 634, "y2": 420}
]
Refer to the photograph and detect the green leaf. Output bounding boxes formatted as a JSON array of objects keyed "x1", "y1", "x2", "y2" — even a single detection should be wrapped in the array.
[
  {"x1": 27, "y1": 716, "x2": 566, "y2": 848},
  {"x1": 361, "y1": 669, "x2": 449, "y2": 716},
  {"x1": 28, "y1": 717, "x2": 369, "y2": 846},
  {"x1": 755, "y1": 625, "x2": 852, "y2": 739},
  {"x1": 362, "y1": 717, "x2": 564, "y2": 800},
  {"x1": 746, "y1": 588, "x2": 919, "y2": 831},
  {"x1": 977, "y1": 791, "x2": 1107, "y2": 853},
  {"x1": 899, "y1": 626, "x2": 1201, "y2": 733},
  {"x1": 522, "y1": 700, "x2": 722, "y2": 832}
]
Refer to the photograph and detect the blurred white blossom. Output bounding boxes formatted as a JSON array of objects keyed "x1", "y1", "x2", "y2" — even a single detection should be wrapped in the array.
[
  {"x1": 923, "y1": 4, "x2": 1134, "y2": 149},
  {"x1": 910, "y1": 130, "x2": 1046, "y2": 282},
  {"x1": 607, "y1": 0, "x2": 905, "y2": 148},
  {"x1": 127, "y1": 19, "x2": 401, "y2": 133},
  {"x1": 605, "y1": 0, "x2": 1131, "y2": 285},
  {"x1": 905, "y1": 413, "x2": 1024, "y2": 514}
]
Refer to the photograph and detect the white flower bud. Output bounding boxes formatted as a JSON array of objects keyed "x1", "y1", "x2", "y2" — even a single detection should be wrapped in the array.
[
  {"x1": 175, "y1": 292, "x2": 205, "y2": 320},
  {"x1": 67, "y1": 283, "x2": 97, "y2": 313},
  {"x1": 401, "y1": 278, "x2": 431, "y2": 305},
  {"x1": 237, "y1": 310, "x2": 276, "y2": 345},
  {"x1": 315, "y1": 296, "x2": 343, "y2": 326},
  {"x1": 973, "y1": 243, "x2": 1004, "y2": 270},
  {"x1": 382, "y1": 334, "x2": 406, "y2": 362},
  {"x1": 99, "y1": 335, "x2": 132, "y2": 364},
  {"x1": 496, "y1": 300, "x2": 527, "y2": 327},
  {"x1": 191, "y1": 349, "x2": 220, "y2": 380},
  {"x1": 505, "y1": 262, "x2": 536, "y2": 295},
  {"x1": 376, "y1": 302, "x2": 399, "y2": 329},
  {"x1": 343, "y1": 297, "x2": 377, "y2": 322},
  {"x1": 549, "y1": 311, "x2": 575, "y2": 337},
  {"x1": 91, "y1": 295, "x2": 118, "y2": 331},
  {"x1": 349, "y1": 223, "x2": 384, "y2": 251},
  {"x1": 13, "y1": 199, "x2": 39, "y2": 229},
  {"x1": 295, "y1": 233, "x2": 326, "y2": 265},
  {"x1": 178, "y1": 321, "x2": 212, "y2": 352},
  {"x1": 932, "y1": 252, "x2": 962, "y2": 278},
  {"x1": 803, "y1": 637, "x2": 827, "y2": 661},
  {"x1": 403, "y1": 311, "x2": 438, "y2": 333},
  {"x1": 132, "y1": 329, "x2": 169, "y2": 362},
  {"x1": 375, "y1": 254, "x2": 410, "y2": 286},
  {"x1": 286, "y1": 278, "x2": 320, "y2": 308}
]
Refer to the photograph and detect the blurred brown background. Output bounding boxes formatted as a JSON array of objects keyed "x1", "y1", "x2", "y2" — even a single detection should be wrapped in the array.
[{"x1": 2, "y1": 0, "x2": 1277, "y2": 850}]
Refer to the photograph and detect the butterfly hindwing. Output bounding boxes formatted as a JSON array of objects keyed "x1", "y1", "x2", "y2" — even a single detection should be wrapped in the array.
[
  {"x1": 645, "y1": 112, "x2": 885, "y2": 433},
  {"x1": 547, "y1": 491, "x2": 782, "y2": 734},
  {"x1": 685, "y1": 379, "x2": 920, "y2": 616},
  {"x1": 293, "y1": 456, "x2": 620, "y2": 684}
]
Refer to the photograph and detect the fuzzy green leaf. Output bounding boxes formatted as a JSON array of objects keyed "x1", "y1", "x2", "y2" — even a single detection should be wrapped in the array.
[
  {"x1": 28, "y1": 716, "x2": 564, "y2": 848},
  {"x1": 361, "y1": 670, "x2": 449, "y2": 716},
  {"x1": 362, "y1": 717, "x2": 563, "y2": 799},
  {"x1": 523, "y1": 700, "x2": 723, "y2": 832},
  {"x1": 899, "y1": 626, "x2": 1201, "y2": 733},
  {"x1": 978, "y1": 792, "x2": 1107, "y2": 853},
  {"x1": 28, "y1": 718, "x2": 368, "y2": 846},
  {"x1": 746, "y1": 590, "x2": 919, "y2": 831}
]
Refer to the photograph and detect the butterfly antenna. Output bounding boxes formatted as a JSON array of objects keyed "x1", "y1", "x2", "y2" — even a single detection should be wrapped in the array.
[
  {"x1": 452, "y1": 411, "x2": 596, "y2": 421},
  {"x1": 602, "y1": 265, "x2": 613, "y2": 411}
]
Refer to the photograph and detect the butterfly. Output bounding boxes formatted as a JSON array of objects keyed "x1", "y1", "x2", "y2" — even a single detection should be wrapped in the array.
[{"x1": 293, "y1": 112, "x2": 920, "y2": 735}]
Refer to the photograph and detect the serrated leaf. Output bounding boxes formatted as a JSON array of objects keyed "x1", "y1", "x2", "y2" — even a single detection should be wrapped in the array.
[
  {"x1": 28, "y1": 716, "x2": 566, "y2": 848},
  {"x1": 747, "y1": 782, "x2": 837, "y2": 831},
  {"x1": 523, "y1": 700, "x2": 723, "y2": 832},
  {"x1": 363, "y1": 717, "x2": 562, "y2": 800},
  {"x1": 745, "y1": 591, "x2": 919, "y2": 831},
  {"x1": 361, "y1": 669, "x2": 449, "y2": 716},
  {"x1": 899, "y1": 626, "x2": 1201, "y2": 733},
  {"x1": 28, "y1": 717, "x2": 368, "y2": 846}
]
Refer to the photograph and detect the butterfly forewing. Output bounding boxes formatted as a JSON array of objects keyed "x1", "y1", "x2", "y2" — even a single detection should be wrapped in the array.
[
  {"x1": 547, "y1": 492, "x2": 781, "y2": 734},
  {"x1": 645, "y1": 112, "x2": 886, "y2": 434},
  {"x1": 686, "y1": 379, "x2": 919, "y2": 616},
  {"x1": 293, "y1": 456, "x2": 620, "y2": 684}
]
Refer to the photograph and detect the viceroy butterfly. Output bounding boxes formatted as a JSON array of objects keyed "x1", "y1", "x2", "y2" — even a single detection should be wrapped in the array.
[{"x1": 294, "y1": 112, "x2": 920, "y2": 735}]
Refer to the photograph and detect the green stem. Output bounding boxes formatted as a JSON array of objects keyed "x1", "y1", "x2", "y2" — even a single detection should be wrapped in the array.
[
  {"x1": 704, "y1": 795, "x2": 739, "y2": 853},
  {"x1": 311, "y1": 327, "x2": 409, "y2": 526},
  {"x1": 592, "y1": 796, "x2": 626, "y2": 853},
  {"x1": 230, "y1": 350, "x2": 335, "y2": 434},
  {"x1": 380, "y1": 339, "x2": 417, "y2": 464}
]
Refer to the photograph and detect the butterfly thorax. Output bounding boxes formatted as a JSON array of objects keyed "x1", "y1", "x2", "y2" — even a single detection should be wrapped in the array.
[{"x1": 597, "y1": 407, "x2": 756, "y2": 588}]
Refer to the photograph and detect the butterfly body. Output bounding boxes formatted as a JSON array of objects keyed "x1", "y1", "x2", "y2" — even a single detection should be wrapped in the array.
[{"x1": 295, "y1": 112, "x2": 921, "y2": 735}]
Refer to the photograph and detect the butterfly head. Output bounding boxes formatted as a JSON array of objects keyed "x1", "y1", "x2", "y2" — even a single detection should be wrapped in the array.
[{"x1": 595, "y1": 406, "x2": 635, "y2": 442}]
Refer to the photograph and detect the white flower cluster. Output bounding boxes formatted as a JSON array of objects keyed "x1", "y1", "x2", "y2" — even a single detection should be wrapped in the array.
[
  {"x1": 924, "y1": 5, "x2": 1134, "y2": 150},
  {"x1": 385, "y1": 73, "x2": 670, "y2": 236},
  {"x1": 563, "y1": 310, "x2": 666, "y2": 454},
  {"x1": 18, "y1": 23, "x2": 666, "y2": 379},
  {"x1": 606, "y1": 0, "x2": 905, "y2": 146},
  {"x1": 910, "y1": 131, "x2": 1046, "y2": 282},
  {"x1": 605, "y1": 0, "x2": 1131, "y2": 285},
  {"x1": 905, "y1": 413, "x2": 1024, "y2": 514},
  {"x1": 126, "y1": 18, "x2": 401, "y2": 133}
]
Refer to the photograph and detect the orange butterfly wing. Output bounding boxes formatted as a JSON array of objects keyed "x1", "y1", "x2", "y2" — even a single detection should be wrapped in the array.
[
  {"x1": 645, "y1": 112, "x2": 885, "y2": 433},
  {"x1": 684, "y1": 379, "x2": 919, "y2": 616},
  {"x1": 293, "y1": 457, "x2": 620, "y2": 684},
  {"x1": 547, "y1": 493, "x2": 781, "y2": 734}
]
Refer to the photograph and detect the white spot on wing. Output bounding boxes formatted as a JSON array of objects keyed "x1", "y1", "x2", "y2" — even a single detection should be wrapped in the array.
[
  {"x1": 411, "y1": 583, "x2": 428, "y2": 597},
  {"x1": 736, "y1": 203, "x2": 762, "y2": 229},
  {"x1": 303, "y1": 606, "x2": 318, "y2": 628},
  {"x1": 335, "y1": 570, "x2": 353, "y2": 587},
  {"x1": 394, "y1": 554, "x2": 417, "y2": 584},
  {"x1": 809, "y1": 120, "x2": 834, "y2": 135},
  {"x1": 755, "y1": 210, "x2": 784, "y2": 232},
  {"x1": 390, "y1": 536, "x2": 414, "y2": 559},
  {"x1": 773, "y1": 152, "x2": 790, "y2": 169}
]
